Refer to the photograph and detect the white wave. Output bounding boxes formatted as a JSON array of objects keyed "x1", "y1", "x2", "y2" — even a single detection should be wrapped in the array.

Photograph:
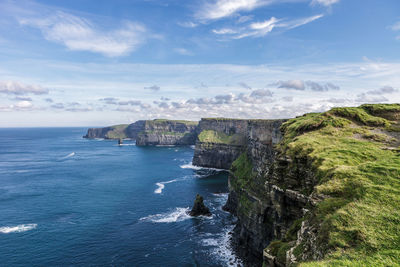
[
  {"x1": 154, "y1": 183, "x2": 165, "y2": 194},
  {"x1": 0, "y1": 224, "x2": 37, "y2": 234},
  {"x1": 118, "y1": 143, "x2": 135, "y2": 146},
  {"x1": 180, "y1": 163, "x2": 202, "y2": 170},
  {"x1": 62, "y1": 152, "x2": 75, "y2": 159},
  {"x1": 190, "y1": 145, "x2": 196, "y2": 149},
  {"x1": 154, "y1": 179, "x2": 177, "y2": 194},
  {"x1": 140, "y1": 207, "x2": 191, "y2": 223},
  {"x1": 201, "y1": 225, "x2": 243, "y2": 266},
  {"x1": 180, "y1": 162, "x2": 226, "y2": 172}
]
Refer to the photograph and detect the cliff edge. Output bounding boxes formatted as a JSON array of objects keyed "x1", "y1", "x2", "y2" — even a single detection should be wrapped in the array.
[{"x1": 192, "y1": 104, "x2": 400, "y2": 266}]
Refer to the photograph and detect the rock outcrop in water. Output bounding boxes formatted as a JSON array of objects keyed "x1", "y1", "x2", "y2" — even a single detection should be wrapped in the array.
[
  {"x1": 189, "y1": 194, "x2": 212, "y2": 217},
  {"x1": 84, "y1": 119, "x2": 198, "y2": 146}
]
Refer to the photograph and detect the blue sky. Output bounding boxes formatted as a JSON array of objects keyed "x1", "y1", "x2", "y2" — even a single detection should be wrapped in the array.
[{"x1": 0, "y1": 0, "x2": 399, "y2": 126}]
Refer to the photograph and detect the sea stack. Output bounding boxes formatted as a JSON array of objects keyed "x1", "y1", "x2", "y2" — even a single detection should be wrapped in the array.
[{"x1": 189, "y1": 194, "x2": 211, "y2": 216}]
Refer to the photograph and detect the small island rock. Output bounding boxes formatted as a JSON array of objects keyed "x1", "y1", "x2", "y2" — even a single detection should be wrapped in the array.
[{"x1": 189, "y1": 194, "x2": 212, "y2": 216}]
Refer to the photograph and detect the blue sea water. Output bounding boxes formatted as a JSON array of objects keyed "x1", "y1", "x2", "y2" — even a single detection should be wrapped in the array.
[{"x1": 0, "y1": 128, "x2": 241, "y2": 266}]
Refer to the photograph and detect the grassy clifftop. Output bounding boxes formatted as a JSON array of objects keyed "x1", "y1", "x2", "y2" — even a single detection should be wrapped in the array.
[
  {"x1": 105, "y1": 124, "x2": 129, "y2": 139},
  {"x1": 197, "y1": 130, "x2": 245, "y2": 145},
  {"x1": 267, "y1": 104, "x2": 400, "y2": 266},
  {"x1": 146, "y1": 119, "x2": 198, "y2": 126}
]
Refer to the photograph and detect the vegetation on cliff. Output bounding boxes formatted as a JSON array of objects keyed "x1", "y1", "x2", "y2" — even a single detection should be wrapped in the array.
[
  {"x1": 146, "y1": 119, "x2": 198, "y2": 126},
  {"x1": 198, "y1": 130, "x2": 245, "y2": 145},
  {"x1": 267, "y1": 104, "x2": 400, "y2": 266},
  {"x1": 104, "y1": 124, "x2": 129, "y2": 139}
]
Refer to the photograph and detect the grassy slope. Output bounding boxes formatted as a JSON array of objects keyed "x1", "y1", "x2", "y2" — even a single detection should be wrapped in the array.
[
  {"x1": 271, "y1": 104, "x2": 400, "y2": 266},
  {"x1": 198, "y1": 130, "x2": 245, "y2": 145},
  {"x1": 148, "y1": 119, "x2": 198, "y2": 126},
  {"x1": 105, "y1": 124, "x2": 129, "y2": 139}
]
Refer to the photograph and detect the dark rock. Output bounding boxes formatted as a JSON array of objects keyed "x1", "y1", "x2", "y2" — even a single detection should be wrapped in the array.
[
  {"x1": 118, "y1": 138, "x2": 123, "y2": 145},
  {"x1": 189, "y1": 194, "x2": 211, "y2": 217}
]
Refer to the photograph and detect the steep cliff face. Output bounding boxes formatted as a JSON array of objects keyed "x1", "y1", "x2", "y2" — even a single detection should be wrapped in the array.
[
  {"x1": 135, "y1": 120, "x2": 198, "y2": 146},
  {"x1": 84, "y1": 119, "x2": 198, "y2": 145},
  {"x1": 84, "y1": 124, "x2": 129, "y2": 139},
  {"x1": 193, "y1": 142, "x2": 243, "y2": 169},
  {"x1": 192, "y1": 118, "x2": 250, "y2": 168},
  {"x1": 193, "y1": 104, "x2": 400, "y2": 267}
]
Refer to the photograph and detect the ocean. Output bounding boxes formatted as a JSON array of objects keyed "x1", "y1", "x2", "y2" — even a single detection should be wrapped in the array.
[{"x1": 0, "y1": 128, "x2": 241, "y2": 266}]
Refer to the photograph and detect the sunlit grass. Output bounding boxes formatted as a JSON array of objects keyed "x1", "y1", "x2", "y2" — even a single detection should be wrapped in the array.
[{"x1": 268, "y1": 104, "x2": 400, "y2": 266}]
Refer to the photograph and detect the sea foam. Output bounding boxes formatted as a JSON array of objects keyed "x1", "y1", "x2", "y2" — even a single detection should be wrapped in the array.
[
  {"x1": 180, "y1": 162, "x2": 226, "y2": 172},
  {"x1": 61, "y1": 152, "x2": 75, "y2": 160},
  {"x1": 154, "y1": 179, "x2": 177, "y2": 194},
  {"x1": 0, "y1": 224, "x2": 37, "y2": 234},
  {"x1": 140, "y1": 207, "x2": 191, "y2": 223},
  {"x1": 179, "y1": 163, "x2": 202, "y2": 170},
  {"x1": 201, "y1": 225, "x2": 243, "y2": 266}
]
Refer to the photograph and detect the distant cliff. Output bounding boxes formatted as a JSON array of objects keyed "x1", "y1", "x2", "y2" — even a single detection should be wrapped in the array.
[
  {"x1": 135, "y1": 120, "x2": 198, "y2": 146},
  {"x1": 192, "y1": 118, "x2": 284, "y2": 169},
  {"x1": 84, "y1": 119, "x2": 198, "y2": 146}
]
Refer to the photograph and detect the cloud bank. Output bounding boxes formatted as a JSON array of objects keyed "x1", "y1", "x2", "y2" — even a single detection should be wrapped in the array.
[{"x1": 0, "y1": 81, "x2": 49, "y2": 95}]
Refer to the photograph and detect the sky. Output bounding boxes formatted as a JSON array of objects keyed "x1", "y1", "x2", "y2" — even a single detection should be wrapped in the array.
[{"x1": 0, "y1": 0, "x2": 399, "y2": 127}]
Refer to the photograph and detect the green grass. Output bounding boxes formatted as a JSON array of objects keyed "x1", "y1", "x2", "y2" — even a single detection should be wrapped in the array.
[
  {"x1": 198, "y1": 130, "x2": 245, "y2": 145},
  {"x1": 269, "y1": 104, "x2": 400, "y2": 266},
  {"x1": 105, "y1": 124, "x2": 128, "y2": 139},
  {"x1": 147, "y1": 119, "x2": 198, "y2": 126},
  {"x1": 138, "y1": 130, "x2": 187, "y2": 136},
  {"x1": 230, "y1": 152, "x2": 254, "y2": 190}
]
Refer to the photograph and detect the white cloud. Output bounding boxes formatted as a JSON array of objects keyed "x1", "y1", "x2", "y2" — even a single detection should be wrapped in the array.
[
  {"x1": 365, "y1": 86, "x2": 399, "y2": 95},
  {"x1": 15, "y1": 101, "x2": 33, "y2": 109},
  {"x1": 0, "y1": 81, "x2": 48, "y2": 95},
  {"x1": 273, "y1": 80, "x2": 340, "y2": 91},
  {"x1": 144, "y1": 85, "x2": 161, "y2": 92},
  {"x1": 355, "y1": 93, "x2": 388, "y2": 103},
  {"x1": 177, "y1": 21, "x2": 199, "y2": 28},
  {"x1": 196, "y1": 0, "x2": 271, "y2": 21},
  {"x1": 237, "y1": 15, "x2": 253, "y2": 23},
  {"x1": 213, "y1": 15, "x2": 323, "y2": 39},
  {"x1": 19, "y1": 11, "x2": 146, "y2": 57},
  {"x1": 212, "y1": 28, "x2": 238, "y2": 34},
  {"x1": 238, "y1": 82, "x2": 252, "y2": 90},
  {"x1": 174, "y1": 48, "x2": 194, "y2": 56},
  {"x1": 310, "y1": 0, "x2": 340, "y2": 7},
  {"x1": 276, "y1": 80, "x2": 305, "y2": 90},
  {"x1": 391, "y1": 22, "x2": 400, "y2": 31},
  {"x1": 279, "y1": 14, "x2": 323, "y2": 29},
  {"x1": 0, "y1": 100, "x2": 35, "y2": 112}
]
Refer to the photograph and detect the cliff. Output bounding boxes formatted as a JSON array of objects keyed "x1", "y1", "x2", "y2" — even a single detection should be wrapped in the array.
[
  {"x1": 84, "y1": 119, "x2": 198, "y2": 146},
  {"x1": 84, "y1": 124, "x2": 130, "y2": 139},
  {"x1": 135, "y1": 119, "x2": 198, "y2": 146},
  {"x1": 192, "y1": 104, "x2": 400, "y2": 267},
  {"x1": 192, "y1": 118, "x2": 249, "y2": 169},
  {"x1": 192, "y1": 118, "x2": 285, "y2": 169}
]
